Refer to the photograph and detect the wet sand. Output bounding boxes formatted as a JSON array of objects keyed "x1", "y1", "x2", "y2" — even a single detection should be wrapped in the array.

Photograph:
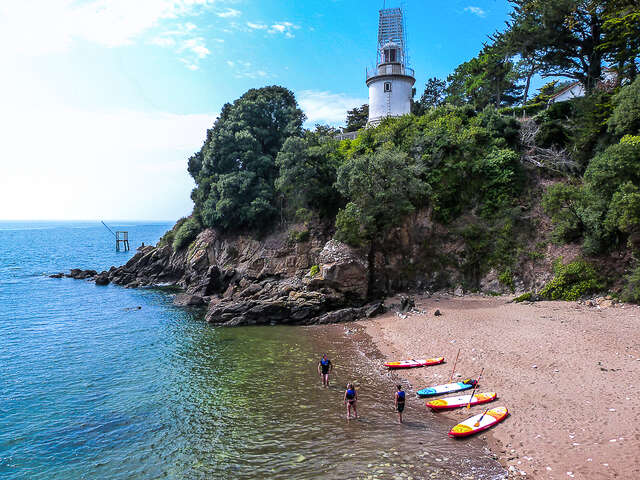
[{"x1": 361, "y1": 295, "x2": 640, "y2": 479}]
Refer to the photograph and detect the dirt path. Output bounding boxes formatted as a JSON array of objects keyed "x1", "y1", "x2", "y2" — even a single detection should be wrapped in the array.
[{"x1": 361, "y1": 295, "x2": 640, "y2": 479}]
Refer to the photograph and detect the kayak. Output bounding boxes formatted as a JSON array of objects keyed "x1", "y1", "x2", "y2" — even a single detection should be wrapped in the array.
[
  {"x1": 416, "y1": 380, "x2": 476, "y2": 397},
  {"x1": 448, "y1": 406, "x2": 509, "y2": 437},
  {"x1": 384, "y1": 357, "x2": 444, "y2": 369},
  {"x1": 426, "y1": 392, "x2": 497, "y2": 410}
]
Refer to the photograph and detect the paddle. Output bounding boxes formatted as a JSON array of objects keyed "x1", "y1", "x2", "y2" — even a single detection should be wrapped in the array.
[
  {"x1": 474, "y1": 408, "x2": 490, "y2": 427},
  {"x1": 466, "y1": 368, "x2": 484, "y2": 409},
  {"x1": 448, "y1": 348, "x2": 460, "y2": 382}
]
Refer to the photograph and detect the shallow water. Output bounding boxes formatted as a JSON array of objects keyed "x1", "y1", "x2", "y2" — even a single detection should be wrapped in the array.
[{"x1": 0, "y1": 222, "x2": 505, "y2": 479}]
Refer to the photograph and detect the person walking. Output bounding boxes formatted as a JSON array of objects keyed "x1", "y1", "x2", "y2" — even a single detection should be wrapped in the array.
[
  {"x1": 394, "y1": 384, "x2": 406, "y2": 424},
  {"x1": 344, "y1": 383, "x2": 358, "y2": 420},
  {"x1": 317, "y1": 354, "x2": 333, "y2": 387}
]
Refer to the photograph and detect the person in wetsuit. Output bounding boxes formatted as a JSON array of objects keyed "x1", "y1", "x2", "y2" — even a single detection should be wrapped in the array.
[
  {"x1": 344, "y1": 383, "x2": 358, "y2": 420},
  {"x1": 394, "y1": 384, "x2": 406, "y2": 424},
  {"x1": 317, "y1": 354, "x2": 333, "y2": 387}
]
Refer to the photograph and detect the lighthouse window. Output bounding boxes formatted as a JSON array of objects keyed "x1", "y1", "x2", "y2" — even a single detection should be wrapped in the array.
[{"x1": 384, "y1": 82, "x2": 392, "y2": 92}]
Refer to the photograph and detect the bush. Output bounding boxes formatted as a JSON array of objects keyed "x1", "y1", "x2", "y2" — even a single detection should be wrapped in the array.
[
  {"x1": 173, "y1": 217, "x2": 202, "y2": 251},
  {"x1": 539, "y1": 259, "x2": 605, "y2": 301},
  {"x1": 309, "y1": 265, "x2": 320, "y2": 277},
  {"x1": 498, "y1": 268, "x2": 515, "y2": 292},
  {"x1": 513, "y1": 292, "x2": 533, "y2": 303},
  {"x1": 608, "y1": 77, "x2": 640, "y2": 137},
  {"x1": 287, "y1": 229, "x2": 310, "y2": 243},
  {"x1": 620, "y1": 265, "x2": 640, "y2": 304}
]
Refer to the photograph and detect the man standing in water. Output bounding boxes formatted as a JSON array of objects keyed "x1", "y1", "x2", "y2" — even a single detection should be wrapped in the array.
[
  {"x1": 394, "y1": 384, "x2": 406, "y2": 424},
  {"x1": 317, "y1": 353, "x2": 333, "y2": 387}
]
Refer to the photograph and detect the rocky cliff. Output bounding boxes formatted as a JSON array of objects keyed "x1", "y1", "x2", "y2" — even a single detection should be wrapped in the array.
[{"x1": 64, "y1": 226, "x2": 387, "y2": 326}]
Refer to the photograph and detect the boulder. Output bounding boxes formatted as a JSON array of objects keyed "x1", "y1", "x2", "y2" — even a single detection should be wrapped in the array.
[
  {"x1": 95, "y1": 272, "x2": 110, "y2": 286},
  {"x1": 49, "y1": 273, "x2": 64, "y2": 279},
  {"x1": 317, "y1": 240, "x2": 368, "y2": 300},
  {"x1": 173, "y1": 294, "x2": 204, "y2": 307}
]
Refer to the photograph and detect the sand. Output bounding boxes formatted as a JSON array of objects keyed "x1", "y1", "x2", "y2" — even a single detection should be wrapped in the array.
[{"x1": 361, "y1": 295, "x2": 640, "y2": 479}]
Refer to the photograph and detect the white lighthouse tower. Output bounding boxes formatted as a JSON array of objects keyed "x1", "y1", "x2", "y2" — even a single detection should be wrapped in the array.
[{"x1": 366, "y1": 7, "x2": 415, "y2": 125}]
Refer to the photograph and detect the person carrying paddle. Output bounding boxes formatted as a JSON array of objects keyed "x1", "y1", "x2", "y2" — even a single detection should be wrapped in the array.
[
  {"x1": 317, "y1": 354, "x2": 333, "y2": 387},
  {"x1": 394, "y1": 384, "x2": 406, "y2": 424},
  {"x1": 344, "y1": 383, "x2": 358, "y2": 419}
]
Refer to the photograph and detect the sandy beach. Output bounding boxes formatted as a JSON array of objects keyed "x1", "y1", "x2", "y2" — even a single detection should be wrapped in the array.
[{"x1": 361, "y1": 295, "x2": 640, "y2": 479}]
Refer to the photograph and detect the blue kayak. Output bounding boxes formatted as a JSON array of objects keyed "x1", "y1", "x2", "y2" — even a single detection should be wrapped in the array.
[{"x1": 416, "y1": 380, "x2": 476, "y2": 398}]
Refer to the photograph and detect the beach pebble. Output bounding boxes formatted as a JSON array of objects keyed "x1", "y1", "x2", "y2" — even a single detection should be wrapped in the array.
[{"x1": 532, "y1": 365, "x2": 537, "y2": 369}]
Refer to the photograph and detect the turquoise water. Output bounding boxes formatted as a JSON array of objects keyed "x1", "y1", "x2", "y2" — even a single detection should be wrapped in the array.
[{"x1": 0, "y1": 222, "x2": 506, "y2": 479}]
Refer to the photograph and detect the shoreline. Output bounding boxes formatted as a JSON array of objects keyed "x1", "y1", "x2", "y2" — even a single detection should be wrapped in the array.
[{"x1": 360, "y1": 294, "x2": 640, "y2": 479}]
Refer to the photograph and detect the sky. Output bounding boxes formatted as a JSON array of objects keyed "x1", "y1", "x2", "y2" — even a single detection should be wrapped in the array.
[{"x1": 0, "y1": 0, "x2": 514, "y2": 222}]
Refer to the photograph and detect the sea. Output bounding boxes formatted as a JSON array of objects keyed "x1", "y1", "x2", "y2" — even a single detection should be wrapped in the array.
[{"x1": 0, "y1": 221, "x2": 506, "y2": 479}]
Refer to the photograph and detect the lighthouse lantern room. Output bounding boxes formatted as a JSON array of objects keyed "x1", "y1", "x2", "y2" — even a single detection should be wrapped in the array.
[{"x1": 366, "y1": 7, "x2": 415, "y2": 125}]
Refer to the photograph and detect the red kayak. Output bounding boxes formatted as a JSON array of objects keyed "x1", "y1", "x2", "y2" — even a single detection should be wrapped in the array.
[{"x1": 383, "y1": 357, "x2": 444, "y2": 369}]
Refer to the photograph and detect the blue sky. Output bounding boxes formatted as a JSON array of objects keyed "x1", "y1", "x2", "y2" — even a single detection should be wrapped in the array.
[{"x1": 0, "y1": 0, "x2": 514, "y2": 221}]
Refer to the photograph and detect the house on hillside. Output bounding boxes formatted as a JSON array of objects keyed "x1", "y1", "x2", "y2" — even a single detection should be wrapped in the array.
[{"x1": 548, "y1": 68, "x2": 618, "y2": 104}]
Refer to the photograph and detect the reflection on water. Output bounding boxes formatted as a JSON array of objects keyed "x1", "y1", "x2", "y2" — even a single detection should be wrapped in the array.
[{"x1": 0, "y1": 222, "x2": 505, "y2": 479}]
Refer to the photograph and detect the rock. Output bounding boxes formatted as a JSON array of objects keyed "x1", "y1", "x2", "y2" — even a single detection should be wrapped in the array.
[
  {"x1": 454, "y1": 285, "x2": 464, "y2": 297},
  {"x1": 173, "y1": 294, "x2": 204, "y2": 307},
  {"x1": 434, "y1": 309, "x2": 442, "y2": 316},
  {"x1": 68, "y1": 269, "x2": 97, "y2": 280},
  {"x1": 399, "y1": 295, "x2": 415, "y2": 312},
  {"x1": 365, "y1": 302, "x2": 385, "y2": 318},
  {"x1": 49, "y1": 273, "x2": 64, "y2": 278},
  {"x1": 94, "y1": 272, "x2": 110, "y2": 286}
]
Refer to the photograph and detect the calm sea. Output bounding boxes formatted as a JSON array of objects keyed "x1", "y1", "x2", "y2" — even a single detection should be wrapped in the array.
[{"x1": 0, "y1": 221, "x2": 505, "y2": 479}]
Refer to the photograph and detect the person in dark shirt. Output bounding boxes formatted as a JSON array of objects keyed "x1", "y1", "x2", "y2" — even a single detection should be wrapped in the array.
[
  {"x1": 317, "y1": 353, "x2": 333, "y2": 387},
  {"x1": 394, "y1": 384, "x2": 406, "y2": 424},
  {"x1": 344, "y1": 383, "x2": 358, "y2": 420}
]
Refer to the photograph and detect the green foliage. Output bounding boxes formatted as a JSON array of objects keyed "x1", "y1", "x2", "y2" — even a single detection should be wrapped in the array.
[
  {"x1": 276, "y1": 129, "x2": 344, "y2": 220},
  {"x1": 542, "y1": 183, "x2": 585, "y2": 243},
  {"x1": 620, "y1": 264, "x2": 640, "y2": 303},
  {"x1": 415, "y1": 77, "x2": 447, "y2": 114},
  {"x1": 189, "y1": 86, "x2": 304, "y2": 233},
  {"x1": 498, "y1": 267, "x2": 515, "y2": 292},
  {"x1": 345, "y1": 104, "x2": 369, "y2": 132},
  {"x1": 445, "y1": 44, "x2": 522, "y2": 109},
  {"x1": 287, "y1": 229, "x2": 310, "y2": 243},
  {"x1": 309, "y1": 265, "x2": 320, "y2": 277},
  {"x1": 334, "y1": 202, "x2": 366, "y2": 247},
  {"x1": 600, "y1": 3, "x2": 640, "y2": 83},
  {"x1": 608, "y1": 78, "x2": 640, "y2": 137},
  {"x1": 173, "y1": 217, "x2": 203, "y2": 251},
  {"x1": 335, "y1": 149, "x2": 428, "y2": 244},
  {"x1": 539, "y1": 259, "x2": 605, "y2": 301},
  {"x1": 513, "y1": 292, "x2": 533, "y2": 303}
]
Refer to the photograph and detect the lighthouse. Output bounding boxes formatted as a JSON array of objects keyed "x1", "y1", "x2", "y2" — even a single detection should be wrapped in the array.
[{"x1": 366, "y1": 7, "x2": 415, "y2": 125}]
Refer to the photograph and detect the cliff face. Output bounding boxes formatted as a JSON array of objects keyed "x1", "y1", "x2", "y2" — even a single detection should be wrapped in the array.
[{"x1": 101, "y1": 227, "x2": 380, "y2": 326}]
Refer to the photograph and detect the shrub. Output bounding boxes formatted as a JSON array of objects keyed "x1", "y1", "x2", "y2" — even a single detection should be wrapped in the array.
[
  {"x1": 309, "y1": 265, "x2": 320, "y2": 277},
  {"x1": 287, "y1": 229, "x2": 310, "y2": 243},
  {"x1": 498, "y1": 268, "x2": 515, "y2": 292},
  {"x1": 608, "y1": 77, "x2": 640, "y2": 137},
  {"x1": 173, "y1": 217, "x2": 202, "y2": 251},
  {"x1": 539, "y1": 259, "x2": 605, "y2": 301},
  {"x1": 620, "y1": 265, "x2": 640, "y2": 304},
  {"x1": 513, "y1": 292, "x2": 533, "y2": 303}
]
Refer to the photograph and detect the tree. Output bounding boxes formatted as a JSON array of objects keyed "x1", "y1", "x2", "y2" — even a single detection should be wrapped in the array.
[
  {"x1": 275, "y1": 129, "x2": 345, "y2": 220},
  {"x1": 345, "y1": 104, "x2": 369, "y2": 132},
  {"x1": 415, "y1": 77, "x2": 447, "y2": 114},
  {"x1": 506, "y1": 1, "x2": 608, "y2": 92},
  {"x1": 600, "y1": 0, "x2": 640, "y2": 82},
  {"x1": 445, "y1": 45, "x2": 522, "y2": 110},
  {"x1": 608, "y1": 77, "x2": 640, "y2": 137},
  {"x1": 335, "y1": 149, "x2": 428, "y2": 294},
  {"x1": 189, "y1": 86, "x2": 305, "y2": 233}
]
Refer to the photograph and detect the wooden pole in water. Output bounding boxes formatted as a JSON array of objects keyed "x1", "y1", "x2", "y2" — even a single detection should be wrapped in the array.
[{"x1": 449, "y1": 348, "x2": 460, "y2": 382}]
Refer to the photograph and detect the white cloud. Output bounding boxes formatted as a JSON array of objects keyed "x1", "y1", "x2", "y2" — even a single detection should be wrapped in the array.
[
  {"x1": 298, "y1": 90, "x2": 368, "y2": 126},
  {"x1": 246, "y1": 20, "x2": 300, "y2": 38},
  {"x1": 0, "y1": 0, "x2": 219, "y2": 56},
  {"x1": 247, "y1": 22, "x2": 268, "y2": 30},
  {"x1": 151, "y1": 23, "x2": 211, "y2": 69},
  {"x1": 464, "y1": 6, "x2": 487, "y2": 17},
  {"x1": 216, "y1": 8, "x2": 241, "y2": 18}
]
